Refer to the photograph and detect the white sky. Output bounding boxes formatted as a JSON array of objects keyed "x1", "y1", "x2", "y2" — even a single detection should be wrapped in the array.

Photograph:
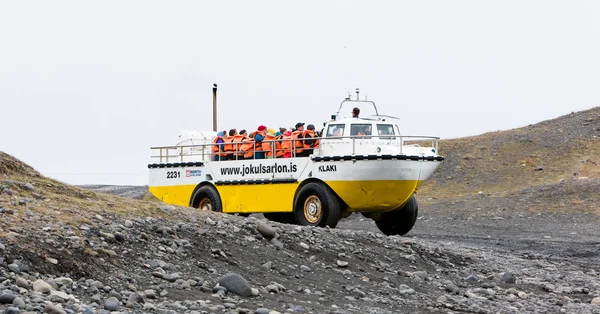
[{"x1": 1, "y1": 1, "x2": 598, "y2": 185}]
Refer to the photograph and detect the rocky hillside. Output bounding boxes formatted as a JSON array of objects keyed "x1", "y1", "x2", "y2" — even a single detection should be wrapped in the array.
[
  {"x1": 417, "y1": 106, "x2": 600, "y2": 213},
  {"x1": 3, "y1": 146, "x2": 600, "y2": 314}
]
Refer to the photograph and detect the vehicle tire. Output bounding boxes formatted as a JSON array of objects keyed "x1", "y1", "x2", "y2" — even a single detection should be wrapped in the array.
[
  {"x1": 375, "y1": 195, "x2": 418, "y2": 236},
  {"x1": 191, "y1": 185, "x2": 223, "y2": 212},
  {"x1": 293, "y1": 182, "x2": 342, "y2": 228},
  {"x1": 263, "y1": 212, "x2": 296, "y2": 224}
]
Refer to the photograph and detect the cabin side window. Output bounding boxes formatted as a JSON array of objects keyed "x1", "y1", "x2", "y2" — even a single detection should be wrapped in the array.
[
  {"x1": 350, "y1": 124, "x2": 372, "y2": 138},
  {"x1": 377, "y1": 124, "x2": 396, "y2": 139},
  {"x1": 325, "y1": 124, "x2": 346, "y2": 138}
]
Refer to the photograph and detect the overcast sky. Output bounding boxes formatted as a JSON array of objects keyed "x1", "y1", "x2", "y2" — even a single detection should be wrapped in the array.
[{"x1": 1, "y1": 1, "x2": 599, "y2": 186}]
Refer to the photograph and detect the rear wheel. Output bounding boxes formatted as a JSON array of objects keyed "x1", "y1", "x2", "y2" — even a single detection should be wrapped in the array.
[
  {"x1": 191, "y1": 185, "x2": 222, "y2": 212},
  {"x1": 192, "y1": 185, "x2": 249, "y2": 216},
  {"x1": 293, "y1": 182, "x2": 341, "y2": 228},
  {"x1": 375, "y1": 195, "x2": 418, "y2": 236}
]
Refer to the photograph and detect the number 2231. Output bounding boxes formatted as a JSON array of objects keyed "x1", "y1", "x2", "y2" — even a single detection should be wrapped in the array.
[{"x1": 166, "y1": 171, "x2": 180, "y2": 179}]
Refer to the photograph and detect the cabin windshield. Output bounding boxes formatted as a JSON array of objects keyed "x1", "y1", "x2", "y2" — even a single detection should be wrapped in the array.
[
  {"x1": 326, "y1": 124, "x2": 345, "y2": 137},
  {"x1": 350, "y1": 124, "x2": 373, "y2": 137},
  {"x1": 377, "y1": 124, "x2": 396, "y2": 140}
]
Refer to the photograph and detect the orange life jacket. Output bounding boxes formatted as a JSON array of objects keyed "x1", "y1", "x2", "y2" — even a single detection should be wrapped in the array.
[
  {"x1": 302, "y1": 130, "x2": 319, "y2": 149},
  {"x1": 241, "y1": 131, "x2": 265, "y2": 158},
  {"x1": 262, "y1": 134, "x2": 284, "y2": 158},
  {"x1": 225, "y1": 135, "x2": 246, "y2": 155},
  {"x1": 291, "y1": 131, "x2": 304, "y2": 155},
  {"x1": 281, "y1": 135, "x2": 292, "y2": 153},
  {"x1": 240, "y1": 136, "x2": 255, "y2": 158},
  {"x1": 212, "y1": 136, "x2": 227, "y2": 156},
  {"x1": 223, "y1": 137, "x2": 234, "y2": 152}
]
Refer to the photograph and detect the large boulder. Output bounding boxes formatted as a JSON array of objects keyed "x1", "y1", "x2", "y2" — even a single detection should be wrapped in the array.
[{"x1": 218, "y1": 273, "x2": 253, "y2": 297}]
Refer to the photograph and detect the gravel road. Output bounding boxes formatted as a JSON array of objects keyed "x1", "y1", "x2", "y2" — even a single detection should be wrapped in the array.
[{"x1": 85, "y1": 184, "x2": 600, "y2": 272}]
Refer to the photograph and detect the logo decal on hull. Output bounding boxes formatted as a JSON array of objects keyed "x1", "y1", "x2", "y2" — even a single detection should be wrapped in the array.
[{"x1": 186, "y1": 169, "x2": 202, "y2": 177}]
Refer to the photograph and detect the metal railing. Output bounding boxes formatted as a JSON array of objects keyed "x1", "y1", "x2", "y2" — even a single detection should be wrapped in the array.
[{"x1": 149, "y1": 135, "x2": 440, "y2": 163}]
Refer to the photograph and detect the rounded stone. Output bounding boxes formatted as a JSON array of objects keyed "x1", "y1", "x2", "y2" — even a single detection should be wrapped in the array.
[
  {"x1": 115, "y1": 233, "x2": 126, "y2": 242},
  {"x1": 218, "y1": 273, "x2": 252, "y2": 297},
  {"x1": 15, "y1": 277, "x2": 29, "y2": 289},
  {"x1": 501, "y1": 272, "x2": 516, "y2": 284},
  {"x1": 7, "y1": 264, "x2": 20, "y2": 274},
  {"x1": 12, "y1": 297, "x2": 25, "y2": 308},
  {"x1": 0, "y1": 294, "x2": 17, "y2": 304},
  {"x1": 336, "y1": 260, "x2": 349, "y2": 268},
  {"x1": 256, "y1": 222, "x2": 277, "y2": 239},
  {"x1": 33, "y1": 279, "x2": 53, "y2": 293},
  {"x1": 104, "y1": 297, "x2": 120, "y2": 311},
  {"x1": 43, "y1": 304, "x2": 66, "y2": 314},
  {"x1": 5, "y1": 307, "x2": 20, "y2": 314}
]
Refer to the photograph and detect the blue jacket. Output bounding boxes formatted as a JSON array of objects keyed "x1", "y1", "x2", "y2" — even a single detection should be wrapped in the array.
[
  {"x1": 216, "y1": 138, "x2": 225, "y2": 151},
  {"x1": 254, "y1": 133, "x2": 265, "y2": 142},
  {"x1": 253, "y1": 132, "x2": 266, "y2": 158}
]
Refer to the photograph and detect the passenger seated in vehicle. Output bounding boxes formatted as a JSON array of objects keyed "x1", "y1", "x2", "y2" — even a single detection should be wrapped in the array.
[
  {"x1": 236, "y1": 129, "x2": 248, "y2": 160},
  {"x1": 223, "y1": 129, "x2": 237, "y2": 160},
  {"x1": 263, "y1": 128, "x2": 284, "y2": 159},
  {"x1": 281, "y1": 131, "x2": 293, "y2": 158},
  {"x1": 274, "y1": 131, "x2": 285, "y2": 156},
  {"x1": 226, "y1": 129, "x2": 247, "y2": 160},
  {"x1": 358, "y1": 126, "x2": 372, "y2": 136},
  {"x1": 212, "y1": 131, "x2": 227, "y2": 161},
  {"x1": 291, "y1": 122, "x2": 305, "y2": 157},
  {"x1": 253, "y1": 125, "x2": 267, "y2": 159},
  {"x1": 301, "y1": 124, "x2": 319, "y2": 157},
  {"x1": 240, "y1": 136, "x2": 254, "y2": 160},
  {"x1": 352, "y1": 107, "x2": 360, "y2": 118}
]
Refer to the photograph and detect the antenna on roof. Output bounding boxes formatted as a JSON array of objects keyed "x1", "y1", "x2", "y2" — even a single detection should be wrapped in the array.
[
  {"x1": 344, "y1": 45, "x2": 350, "y2": 99},
  {"x1": 355, "y1": 88, "x2": 360, "y2": 100}
]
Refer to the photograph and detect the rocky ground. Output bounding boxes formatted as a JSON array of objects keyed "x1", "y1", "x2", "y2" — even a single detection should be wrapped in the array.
[
  {"x1": 78, "y1": 186, "x2": 147, "y2": 200},
  {"x1": 0, "y1": 166, "x2": 598, "y2": 314}
]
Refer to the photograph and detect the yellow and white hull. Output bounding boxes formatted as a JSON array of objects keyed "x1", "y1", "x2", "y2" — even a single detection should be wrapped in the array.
[{"x1": 148, "y1": 153, "x2": 442, "y2": 214}]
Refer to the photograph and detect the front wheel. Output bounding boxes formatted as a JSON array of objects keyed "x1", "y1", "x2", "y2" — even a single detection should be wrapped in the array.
[
  {"x1": 191, "y1": 185, "x2": 223, "y2": 212},
  {"x1": 375, "y1": 195, "x2": 419, "y2": 236},
  {"x1": 293, "y1": 182, "x2": 341, "y2": 228}
]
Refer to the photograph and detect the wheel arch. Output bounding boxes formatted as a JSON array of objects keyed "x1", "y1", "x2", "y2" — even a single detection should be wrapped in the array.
[
  {"x1": 189, "y1": 181, "x2": 219, "y2": 207},
  {"x1": 293, "y1": 178, "x2": 349, "y2": 213}
]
